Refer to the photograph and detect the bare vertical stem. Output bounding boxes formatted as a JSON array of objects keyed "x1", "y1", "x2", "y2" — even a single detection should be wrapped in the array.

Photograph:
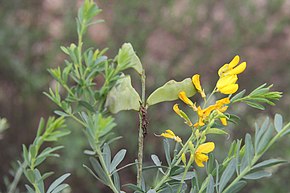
[{"x1": 137, "y1": 70, "x2": 146, "y2": 187}]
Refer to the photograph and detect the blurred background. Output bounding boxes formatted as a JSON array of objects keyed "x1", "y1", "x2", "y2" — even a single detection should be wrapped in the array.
[{"x1": 0, "y1": 0, "x2": 290, "y2": 192}]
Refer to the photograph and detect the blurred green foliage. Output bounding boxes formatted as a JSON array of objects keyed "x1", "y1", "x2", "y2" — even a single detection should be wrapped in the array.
[{"x1": 1, "y1": 0, "x2": 290, "y2": 192}]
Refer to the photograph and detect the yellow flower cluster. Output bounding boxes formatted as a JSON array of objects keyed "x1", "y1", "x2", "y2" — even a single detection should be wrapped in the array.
[{"x1": 159, "y1": 55, "x2": 246, "y2": 167}]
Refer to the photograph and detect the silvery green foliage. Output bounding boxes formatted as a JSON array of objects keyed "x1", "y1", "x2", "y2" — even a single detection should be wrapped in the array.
[{"x1": 21, "y1": 117, "x2": 71, "y2": 193}]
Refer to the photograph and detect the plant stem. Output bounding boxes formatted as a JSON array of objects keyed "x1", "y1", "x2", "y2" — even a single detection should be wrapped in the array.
[
  {"x1": 177, "y1": 156, "x2": 194, "y2": 193},
  {"x1": 7, "y1": 164, "x2": 24, "y2": 193},
  {"x1": 96, "y1": 149, "x2": 119, "y2": 193},
  {"x1": 137, "y1": 70, "x2": 146, "y2": 187},
  {"x1": 154, "y1": 133, "x2": 195, "y2": 190}
]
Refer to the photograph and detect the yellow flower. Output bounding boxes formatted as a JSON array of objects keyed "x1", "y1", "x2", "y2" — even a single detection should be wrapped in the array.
[
  {"x1": 173, "y1": 104, "x2": 182, "y2": 117},
  {"x1": 194, "y1": 142, "x2": 215, "y2": 167},
  {"x1": 192, "y1": 74, "x2": 206, "y2": 98},
  {"x1": 194, "y1": 98, "x2": 230, "y2": 127},
  {"x1": 218, "y1": 55, "x2": 247, "y2": 77},
  {"x1": 194, "y1": 105, "x2": 216, "y2": 127},
  {"x1": 160, "y1": 129, "x2": 182, "y2": 143},
  {"x1": 178, "y1": 91, "x2": 194, "y2": 106},
  {"x1": 173, "y1": 104, "x2": 193, "y2": 126},
  {"x1": 216, "y1": 75, "x2": 239, "y2": 94}
]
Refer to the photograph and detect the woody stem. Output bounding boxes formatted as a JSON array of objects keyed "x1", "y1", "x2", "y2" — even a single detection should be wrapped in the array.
[{"x1": 137, "y1": 70, "x2": 146, "y2": 187}]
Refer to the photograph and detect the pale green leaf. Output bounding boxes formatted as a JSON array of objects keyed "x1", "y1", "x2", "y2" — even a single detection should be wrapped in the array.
[
  {"x1": 243, "y1": 171, "x2": 271, "y2": 180},
  {"x1": 109, "y1": 149, "x2": 127, "y2": 173},
  {"x1": 105, "y1": 75, "x2": 141, "y2": 113},
  {"x1": 206, "y1": 175, "x2": 214, "y2": 193},
  {"x1": 47, "y1": 173, "x2": 71, "y2": 193},
  {"x1": 206, "y1": 128, "x2": 228, "y2": 136},
  {"x1": 274, "y1": 114, "x2": 283, "y2": 132},
  {"x1": 223, "y1": 181, "x2": 247, "y2": 193},
  {"x1": 147, "y1": 78, "x2": 196, "y2": 106},
  {"x1": 219, "y1": 158, "x2": 236, "y2": 192},
  {"x1": 118, "y1": 43, "x2": 143, "y2": 74}
]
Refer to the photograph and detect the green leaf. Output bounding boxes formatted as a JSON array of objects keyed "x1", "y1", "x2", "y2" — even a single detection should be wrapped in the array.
[
  {"x1": 231, "y1": 89, "x2": 246, "y2": 103},
  {"x1": 79, "y1": 100, "x2": 95, "y2": 112},
  {"x1": 223, "y1": 181, "x2": 247, "y2": 193},
  {"x1": 113, "y1": 172, "x2": 121, "y2": 191},
  {"x1": 51, "y1": 184, "x2": 69, "y2": 193},
  {"x1": 147, "y1": 189, "x2": 157, "y2": 193},
  {"x1": 117, "y1": 43, "x2": 143, "y2": 74},
  {"x1": 256, "y1": 125, "x2": 274, "y2": 154},
  {"x1": 243, "y1": 171, "x2": 272, "y2": 180},
  {"x1": 47, "y1": 173, "x2": 71, "y2": 193},
  {"x1": 206, "y1": 175, "x2": 214, "y2": 193},
  {"x1": 83, "y1": 164, "x2": 106, "y2": 184},
  {"x1": 36, "y1": 118, "x2": 45, "y2": 137},
  {"x1": 25, "y1": 184, "x2": 35, "y2": 193},
  {"x1": 171, "y1": 172, "x2": 195, "y2": 181},
  {"x1": 274, "y1": 114, "x2": 283, "y2": 132},
  {"x1": 219, "y1": 158, "x2": 236, "y2": 192},
  {"x1": 109, "y1": 149, "x2": 127, "y2": 173},
  {"x1": 240, "y1": 134, "x2": 254, "y2": 172},
  {"x1": 123, "y1": 183, "x2": 144, "y2": 192},
  {"x1": 54, "y1": 111, "x2": 68, "y2": 117},
  {"x1": 105, "y1": 75, "x2": 141, "y2": 113},
  {"x1": 252, "y1": 159, "x2": 287, "y2": 170},
  {"x1": 158, "y1": 183, "x2": 187, "y2": 193},
  {"x1": 206, "y1": 128, "x2": 228, "y2": 136},
  {"x1": 151, "y1": 154, "x2": 162, "y2": 166},
  {"x1": 90, "y1": 157, "x2": 109, "y2": 185},
  {"x1": 199, "y1": 175, "x2": 210, "y2": 193},
  {"x1": 163, "y1": 139, "x2": 171, "y2": 166},
  {"x1": 254, "y1": 117, "x2": 269, "y2": 151},
  {"x1": 146, "y1": 78, "x2": 196, "y2": 106},
  {"x1": 103, "y1": 143, "x2": 111, "y2": 170}
]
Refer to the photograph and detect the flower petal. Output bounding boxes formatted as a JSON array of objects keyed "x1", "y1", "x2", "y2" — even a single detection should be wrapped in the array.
[
  {"x1": 228, "y1": 55, "x2": 240, "y2": 68},
  {"x1": 218, "y1": 64, "x2": 229, "y2": 77},
  {"x1": 229, "y1": 62, "x2": 246, "y2": 75},
  {"x1": 216, "y1": 75, "x2": 238, "y2": 90},
  {"x1": 192, "y1": 74, "x2": 202, "y2": 92},
  {"x1": 173, "y1": 104, "x2": 181, "y2": 116},
  {"x1": 178, "y1": 91, "x2": 194, "y2": 106},
  {"x1": 160, "y1": 132, "x2": 174, "y2": 139},
  {"x1": 165, "y1": 129, "x2": 175, "y2": 136},
  {"x1": 194, "y1": 153, "x2": 209, "y2": 167},
  {"x1": 219, "y1": 84, "x2": 239, "y2": 94},
  {"x1": 196, "y1": 142, "x2": 215, "y2": 153},
  {"x1": 220, "y1": 117, "x2": 227, "y2": 126}
]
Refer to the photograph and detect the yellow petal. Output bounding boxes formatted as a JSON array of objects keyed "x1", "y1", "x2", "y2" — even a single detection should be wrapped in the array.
[
  {"x1": 219, "y1": 84, "x2": 239, "y2": 94},
  {"x1": 196, "y1": 142, "x2": 215, "y2": 154},
  {"x1": 229, "y1": 62, "x2": 246, "y2": 75},
  {"x1": 178, "y1": 91, "x2": 194, "y2": 106},
  {"x1": 220, "y1": 117, "x2": 227, "y2": 126},
  {"x1": 228, "y1": 55, "x2": 240, "y2": 68},
  {"x1": 194, "y1": 156, "x2": 205, "y2": 167},
  {"x1": 173, "y1": 104, "x2": 181, "y2": 116},
  {"x1": 165, "y1": 129, "x2": 175, "y2": 136},
  {"x1": 160, "y1": 132, "x2": 174, "y2": 139},
  {"x1": 218, "y1": 64, "x2": 229, "y2": 77},
  {"x1": 218, "y1": 106, "x2": 228, "y2": 113},
  {"x1": 204, "y1": 105, "x2": 216, "y2": 117},
  {"x1": 216, "y1": 98, "x2": 230, "y2": 106},
  {"x1": 192, "y1": 74, "x2": 202, "y2": 92},
  {"x1": 216, "y1": 75, "x2": 238, "y2": 90},
  {"x1": 194, "y1": 153, "x2": 209, "y2": 167}
]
